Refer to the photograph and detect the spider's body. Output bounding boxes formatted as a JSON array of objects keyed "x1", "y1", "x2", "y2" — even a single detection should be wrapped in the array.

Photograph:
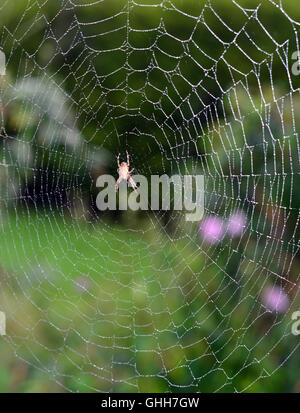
[{"x1": 115, "y1": 151, "x2": 137, "y2": 191}]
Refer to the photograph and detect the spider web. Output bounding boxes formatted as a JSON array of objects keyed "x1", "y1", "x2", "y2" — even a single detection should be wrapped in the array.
[{"x1": 0, "y1": 0, "x2": 299, "y2": 392}]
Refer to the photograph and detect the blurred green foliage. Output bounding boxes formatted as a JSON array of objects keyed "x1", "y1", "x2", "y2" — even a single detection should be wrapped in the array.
[
  {"x1": 0, "y1": 0, "x2": 299, "y2": 393},
  {"x1": 0, "y1": 212, "x2": 299, "y2": 392}
]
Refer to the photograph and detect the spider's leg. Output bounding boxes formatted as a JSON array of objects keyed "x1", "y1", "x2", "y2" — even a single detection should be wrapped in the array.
[
  {"x1": 128, "y1": 176, "x2": 137, "y2": 191},
  {"x1": 115, "y1": 177, "x2": 122, "y2": 192},
  {"x1": 126, "y1": 150, "x2": 130, "y2": 168},
  {"x1": 117, "y1": 153, "x2": 120, "y2": 168},
  {"x1": 129, "y1": 168, "x2": 134, "y2": 174}
]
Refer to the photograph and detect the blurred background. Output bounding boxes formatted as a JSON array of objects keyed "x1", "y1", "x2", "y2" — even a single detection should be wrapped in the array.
[{"x1": 0, "y1": 0, "x2": 299, "y2": 392}]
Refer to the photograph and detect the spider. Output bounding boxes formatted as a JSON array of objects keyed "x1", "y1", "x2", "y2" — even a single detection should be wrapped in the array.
[{"x1": 115, "y1": 151, "x2": 137, "y2": 192}]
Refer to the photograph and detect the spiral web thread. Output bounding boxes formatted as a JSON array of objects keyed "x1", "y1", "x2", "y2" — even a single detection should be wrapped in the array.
[{"x1": 0, "y1": 0, "x2": 299, "y2": 392}]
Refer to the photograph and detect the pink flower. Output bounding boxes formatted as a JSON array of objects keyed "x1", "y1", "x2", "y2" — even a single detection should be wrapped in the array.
[
  {"x1": 262, "y1": 286, "x2": 289, "y2": 314},
  {"x1": 198, "y1": 216, "x2": 224, "y2": 244},
  {"x1": 227, "y1": 211, "x2": 247, "y2": 238}
]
